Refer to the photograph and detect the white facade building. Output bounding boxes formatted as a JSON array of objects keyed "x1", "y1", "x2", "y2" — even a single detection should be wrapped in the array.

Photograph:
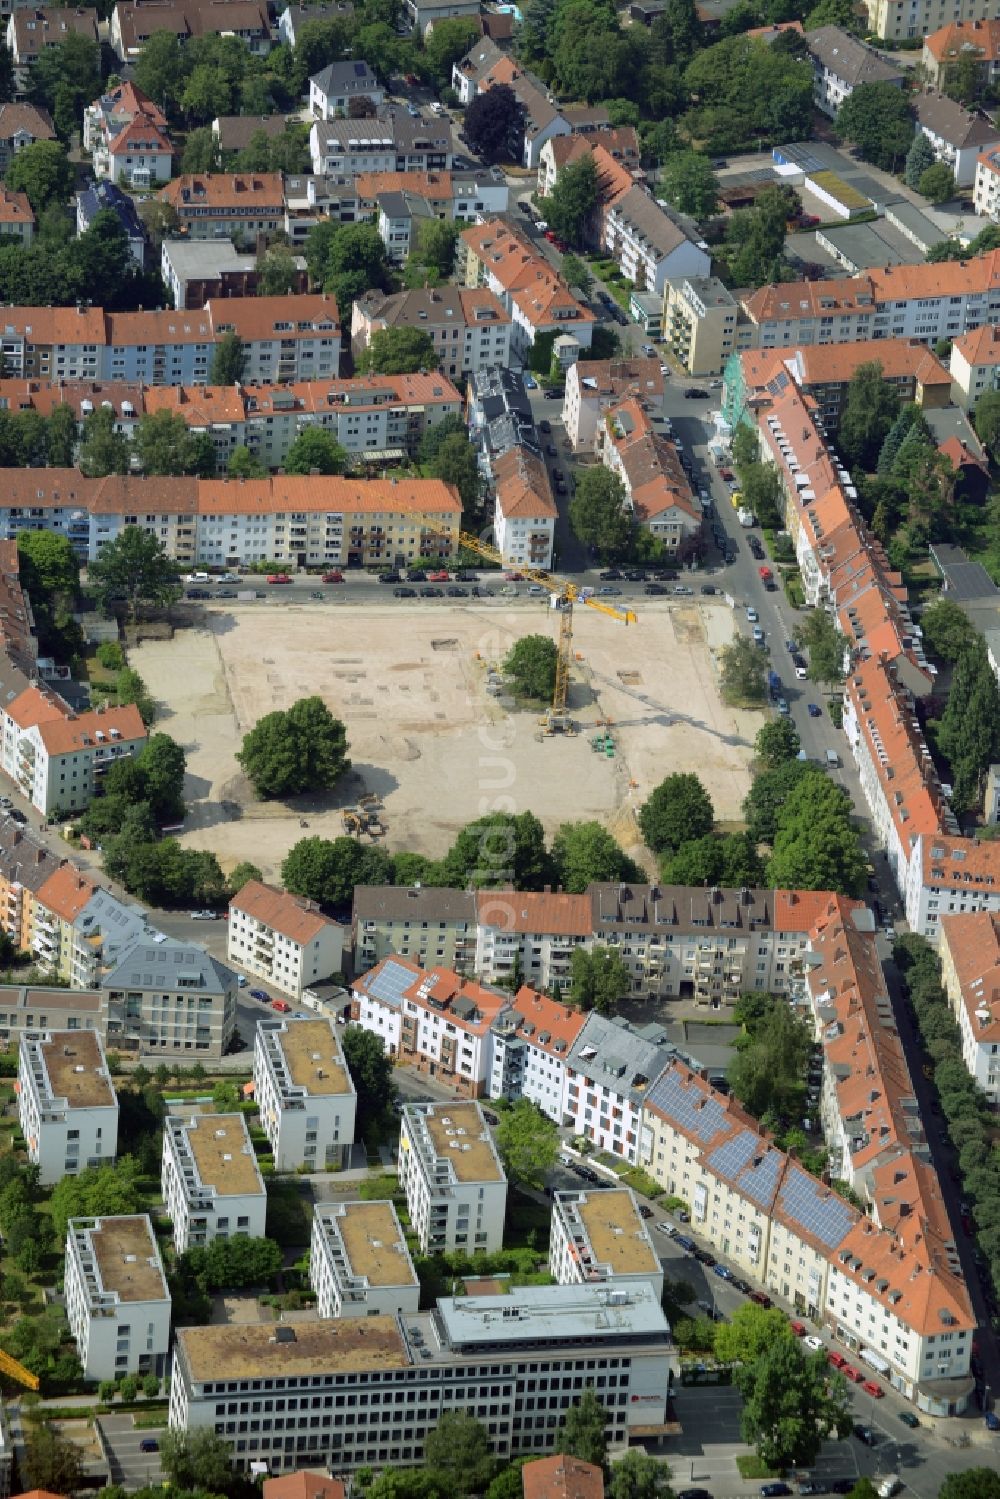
[
  {"x1": 549, "y1": 1188, "x2": 663, "y2": 1298},
  {"x1": 253, "y1": 1016, "x2": 356, "y2": 1172},
  {"x1": 162, "y1": 1112, "x2": 266, "y2": 1254},
  {"x1": 309, "y1": 1200, "x2": 419, "y2": 1318},
  {"x1": 939, "y1": 911, "x2": 1000, "y2": 1102},
  {"x1": 398, "y1": 1101, "x2": 507, "y2": 1255},
  {"x1": 169, "y1": 1283, "x2": 676, "y2": 1473},
  {"x1": 228, "y1": 880, "x2": 344, "y2": 999},
  {"x1": 64, "y1": 1213, "x2": 170, "y2": 1381},
  {"x1": 17, "y1": 1028, "x2": 118, "y2": 1185},
  {"x1": 0, "y1": 692, "x2": 147, "y2": 817}
]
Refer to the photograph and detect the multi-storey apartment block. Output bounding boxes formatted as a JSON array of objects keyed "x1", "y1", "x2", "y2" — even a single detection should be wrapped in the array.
[
  {"x1": 253, "y1": 1017, "x2": 356, "y2": 1171},
  {"x1": 351, "y1": 286, "x2": 512, "y2": 382},
  {"x1": 168, "y1": 1283, "x2": 676, "y2": 1472},
  {"x1": 398, "y1": 1101, "x2": 507, "y2": 1254},
  {"x1": 663, "y1": 277, "x2": 739, "y2": 377},
  {"x1": 562, "y1": 356, "x2": 664, "y2": 453},
  {"x1": 939, "y1": 911, "x2": 1000, "y2": 1101},
  {"x1": 0, "y1": 688, "x2": 146, "y2": 816},
  {"x1": 64, "y1": 1214, "x2": 170, "y2": 1381},
  {"x1": 596, "y1": 397, "x2": 700, "y2": 552},
  {"x1": 474, "y1": 889, "x2": 592, "y2": 989},
  {"x1": 352, "y1": 885, "x2": 478, "y2": 973},
  {"x1": 462, "y1": 219, "x2": 595, "y2": 361},
  {"x1": 562, "y1": 1012, "x2": 677, "y2": 1165},
  {"x1": 0, "y1": 983, "x2": 103, "y2": 1048},
  {"x1": 309, "y1": 1200, "x2": 419, "y2": 1318},
  {"x1": 18, "y1": 1029, "x2": 118, "y2": 1185},
  {"x1": 162, "y1": 1112, "x2": 266, "y2": 1253},
  {"x1": 102, "y1": 936, "x2": 239, "y2": 1059},
  {"x1": 228, "y1": 880, "x2": 344, "y2": 999},
  {"x1": 549, "y1": 1188, "x2": 662, "y2": 1298},
  {"x1": 488, "y1": 987, "x2": 587, "y2": 1123},
  {"x1": 949, "y1": 323, "x2": 1000, "y2": 408},
  {"x1": 159, "y1": 173, "x2": 285, "y2": 242}
]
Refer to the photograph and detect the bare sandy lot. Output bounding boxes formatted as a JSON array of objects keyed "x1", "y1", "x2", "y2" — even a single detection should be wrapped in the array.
[{"x1": 130, "y1": 598, "x2": 763, "y2": 879}]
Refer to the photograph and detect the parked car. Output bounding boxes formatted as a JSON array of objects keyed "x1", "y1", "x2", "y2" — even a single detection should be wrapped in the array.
[
  {"x1": 140, "y1": 1439, "x2": 160, "y2": 1454},
  {"x1": 637, "y1": 1203, "x2": 653, "y2": 1219},
  {"x1": 428, "y1": 569, "x2": 450, "y2": 581},
  {"x1": 678, "y1": 1490, "x2": 713, "y2": 1499},
  {"x1": 749, "y1": 1290, "x2": 772, "y2": 1308},
  {"x1": 853, "y1": 1424, "x2": 877, "y2": 1447},
  {"x1": 803, "y1": 1335, "x2": 824, "y2": 1351},
  {"x1": 776, "y1": 697, "x2": 790, "y2": 716},
  {"x1": 420, "y1": 586, "x2": 443, "y2": 597},
  {"x1": 807, "y1": 702, "x2": 821, "y2": 718},
  {"x1": 266, "y1": 573, "x2": 291, "y2": 584},
  {"x1": 985, "y1": 1411, "x2": 1000, "y2": 1431},
  {"x1": 842, "y1": 1365, "x2": 864, "y2": 1383},
  {"x1": 789, "y1": 1320, "x2": 806, "y2": 1337},
  {"x1": 685, "y1": 387, "x2": 710, "y2": 399},
  {"x1": 379, "y1": 570, "x2": 401, "y2": 584},
  {"x1": 523, "y1": 374, "x2": 538, "y2": 388},
  {"x1": 827, "y1": 1351, "x2": 847, "y2": 1371},
  {"x1": 898, "y1": 1411, "x2": 919, "y2": 1429},
  {"x1": 712, "y1": 1263, "x2": 732, "y2": 1280},
  {"x1": 599, "y1": 568, "x2": 623, "y2": 580},
  {"x1": 393, "y1": 586, "x2": 417, "y2": 597},
  {"x1": 700, "y1": 584, "x2": 716, "y2": 595},
  {"x1": 271, "y1": 999, "x2": 291, "y2": 1013},
  {"x1": 731, "y1": 1277, "x2": 750, "y2": 1294},
  {"x1": 761, "y1": 1486, "x2": 792, "y2": 1498},
  {"x1": 470, "y1": 585, "x2": 494, "y2": 598},
  {"x1": 407, "y1": 569, "x2": 427, "y2": 582},
  {"x1": 189, "y1": 909, "x2": 217, "y2": 920},
  {"x1": 830, "y1": 1483, "x2": 857, "y2": 1495},
  {"x1": 250, "y1": 989, "x2": 270, "y2": 1001},
  {"x1": 539, "y1": 419, "x2": 552, "y2": 433},
  {"x1": 746, "y1": 606, "x2": 759, "y2": 622},
  {"x1": 446, "y1": 586, "x2": 468, "y2": 597},
  {"x1": 797, "y1": 1483, "x2": 828, "y2": 1496},
  {"x1": 322, "y1": 570, "x2": 344, "y2": 583}
]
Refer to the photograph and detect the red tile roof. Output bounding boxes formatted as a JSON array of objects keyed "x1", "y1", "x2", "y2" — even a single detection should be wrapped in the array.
[
  {"x1": 522, "y1": 1456, "x2": 604, "y2": 1499},
  {"x1": 230, "y1": 879, "x2": 337, "y2": 946}
]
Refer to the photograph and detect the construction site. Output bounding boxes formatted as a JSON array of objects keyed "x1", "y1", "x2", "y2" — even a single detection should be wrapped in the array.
[{"x1": 129, "y1": 596, "x2": 765, "y2": 880}]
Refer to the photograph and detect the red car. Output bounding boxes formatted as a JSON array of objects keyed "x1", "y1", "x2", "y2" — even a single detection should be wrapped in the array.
[
  {"x1": 759, "y1": 566, "x2": 773, "y2": 582},
  {"x1": 719, "y1": 467, "x2": 735, "y2": 483},
  {"x1": 790, "y1": 1320, "x2": 806, "y2": 1337},
  {"x1": 843, "y1": 1365, "x2": 864, "y2": 1383},
  {"x1": 271, "y1": 998, "x2": 291, "y2": 1013},
  {"x1": 553, "y1": 238, "x2": 568, "y2": 252},
  {"x1": 504, "y1": 570, "x2": 523, "y2": 581},
  {"x1": 749, "y1": 1291, "x2": 773, "y2": 1308},
  {"x1": 828, "y1": 1351, "x2": 847, "y2": 1370},
  {"x1": 322, "y1": 570, "x2": 344, "y2": 583},
  {"x1": 427, "y1": 569, "x2": 450, "y2": 582},
  {"x1": 544, "y1": 230, "x2": 557, "y2": 243},
  {"x1": 266, "y1": 573, "x2": 291, "y2": 584},
  {"x1": 862, "y1": 1380, "x2": 884, "y2": 1398}
]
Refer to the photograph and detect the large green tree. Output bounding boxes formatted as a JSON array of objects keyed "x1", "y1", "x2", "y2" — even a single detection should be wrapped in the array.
[
  {"x1": 660, "y1": 151, "x2": 718, "y2": 218},
  {"x1": 737, "y1": 1338, "x2": 852, "y2": 1472},
  {"x1": 794, "y1": 608, "x2": 846, "y2": 687},
  {"x1": 494, "y1": 1098, "x2": 559, "y2": 1190},
  {"x1": 639, "y1": 772, "x2": 714, "y2": 854},
  {"x1": 765, "y1": 775, "x2": 866, "y2": 896},
  {"x1": 159, "y1": 1430, "x2": 235, "y2": 1495},
  {"x1": 6, "y1": 138, "x2": 75, "y2": 213},
  {"x1": 551, "y1": 821, "x2": 641, "y2": 892},
  {"x1": 361, "y1": 326, "x2": 439, "y2": 375},
  {"x1": 608, "y1": 1451, "x2": 673, "y2": 1499},
  {"x1": 938, "y1": 1472, "x2": 1000, "y2": 1499},
  {"x1": 714, "y1": 1302, "x2": 794, "y2": 1365},
  {"x1": 79, "y1": 405, "x2": 131, "y2": 477},
  {"x1": 237, "y1": 696, "x2": 350, "y2": 799},
  {"x1": 209, "y1": 330, "x2": 246, "y2": 385},
  {"x1": 556, "y1": 1388, "x2": 610, "y2": 1471},
  {"x1": 569, "y1": 468, "x2": 632, "y2": 562},
  {"x1": 836, "y1": 361, "x2": 900, "y2": 471},
  {"x1": 904, "y1": 130, "x2": 936, "y2": 189},
  {"x1": 504, "y1": 634, "x2": 558, "y2": 701},
  {"x1": 424, "y1": 1411, "x2": 496, "y2": 1495},
  {"x1": 441, "y1": 811, "x2": 552, "y2": 890},
  {"x1": 283, "y1": 427, "x2": 348, "y2": 475},
  {"x1": 134, "y1": 410, "x2": 216, "y2": 477},
  {"x1": 835, "y1": 82, "x2": 913, "y2": 171},
  {"x1": 973, "y1": 389, "x2": 1000, "y2": 457},
  {"x1": 464, "y1": 82, "x2": 525, "y2": 163},
  {"x1": 341, "y1": 1025, "x2": 397, "y2": 1121},
  {"x1": 754, "y1": 718, "x2": 801, "y2": 770},
  {"x1": 569, "y1": 944, "x2": 631, "y2": 1014},
  {"x1": 938, "y1": 637, "x2": 1000, "y2": 813},
  {"x1": 88, "y1": 526, "x2": 181, "y2": 621},
  {"x1": 281, "y1": 835, "x2": 393, "y2": 908},
  {"x1": 547, "y1": 153, "x2": 599, "y2": 249},
  {"x1": 22, "y1": 1423, "x2": 83, "y2": 1494},
  {"x1": 719, "y1": 634, "x2": 767, "y2": 706}
]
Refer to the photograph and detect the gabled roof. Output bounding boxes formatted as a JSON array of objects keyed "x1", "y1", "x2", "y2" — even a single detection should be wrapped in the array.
[
  {"x1": 521, "y1": 1456, "x2": 604, "y2": 1499},
  {"x1": 915, "y1": 92, "x2": 1000, "y2": 149},
  {"x1": 230, "y1": 879, "x2": 339, "y2": 946},
  {"x1": 925, "y1": 17, "x2": 1000, "y2": 65},
  {"x1": 807, "y1": 25, "x2": 905, "y2": 87},
  {"x1": 492, "y1": 443, "x2": 557, "y2": 522},
  {"x1": 107, "y1": 118, "x2": 173, "y2": 157},
  {"x1": 310, "y1": 59, "x2": 379, "y2": 96},
  {"x1": 263, "y1": 1474, "x2": 346, "y2": 1499},
  {"x1": 0, "y1": 102, "x2": 55, "y2": 142},
  {"x1": 160, "y1": 172, "x2": 285, "y2": 213}
]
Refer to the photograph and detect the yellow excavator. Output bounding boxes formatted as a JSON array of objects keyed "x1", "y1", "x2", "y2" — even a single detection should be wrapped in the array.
[{"x1": 452, "y1": 530, "x2": 637, "y2": 733}]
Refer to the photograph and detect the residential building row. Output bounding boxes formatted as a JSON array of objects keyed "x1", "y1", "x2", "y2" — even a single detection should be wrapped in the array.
[
  {"x1": 109, "y1": 0, "x2": 272, "y2": 60},
  {"x1": 923, "y1": 17, "x2": 1000, "y2": 91},
  {"x1": 351, "y1": 286, "x2": 513, "y2": 383},
  {"x1": 0, "y1": 470, "x2": 462, "y2": 571},
  {"x1": 864, "y1": 0, "x2": 998, "y2": 43},
  {"x1": 0, "y1": 371, "x2": 464, "y2": 473},
  {"x1": 562, "y1": 356, "x2": 665, "y2": 453},
  {"x1": 467, "y1": 367, "x2": 556, "y2": 570},
  {"x1": 352, "y1": 881, "x2": 832, "y2": 1008},
  {"x1": 595, "y1": 396, "x2": 700, "y2": 555},
  {"x1": 461, "y1": 219, "x2": 595, "y2": 365},
  {"x1": 0, "y1": 293, "x2": 342, "y2": 387},
  {"x1": 309, "y1": 109, "x2": 454, "y2": 180}
]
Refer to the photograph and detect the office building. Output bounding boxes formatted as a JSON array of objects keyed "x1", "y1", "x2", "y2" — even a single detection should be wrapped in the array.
[
  {"x1": 17, "y1": 1028, "x2": 118, "y2": 1185},
  {"x1": 253, "y1": 1016, "x2": 356, "y2": 1172},
  {"x1": 309, "y1": 1200, "x2": 418, "y2": 1318},
  {"x1": 162, "y1": 1112, "x2": 266, "y2": 1253},
  {"x1": 398, "y1": 1101, "x2": 506, "y2": 1254},
  {"x1": 64, "y1": 1213, "x2": 170, "y2": 1381}
]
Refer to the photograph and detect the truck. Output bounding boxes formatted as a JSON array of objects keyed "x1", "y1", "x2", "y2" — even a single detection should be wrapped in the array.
[{"x1": 737, "y1": 507, "x2": 756, "y2": 527}]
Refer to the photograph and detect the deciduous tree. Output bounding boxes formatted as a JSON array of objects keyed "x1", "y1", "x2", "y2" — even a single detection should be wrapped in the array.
[
  {"x1": 569, "y1": 467, "x2": 632, "y2": 561},
  {"x1": 341, "y1": 1025, "x2": 397, "y2": 1121},
  {"x1": 361, "y1": 326, "x2": 438, "y2": 374},
  {"x1": 639, "y1": 772, "x2": 714, "y2": 853},
  {"x1": 281, "y1": 835, "x2": 393, "y2": 908},
  {"x1": 464, "y1": 82, "x2": 526, "y2": 163},
  {"x1": 504, "y1": 633, "x2": 558, "y2": 701},
  {"x1": 89, "y1": 526, "x2": 180, "y2": 621},
  {"x1": 556, "y1": 1388, "x2": 610, "y2": 1471},
  {"x1": 918, "y1": 162, "x2": 956, "y2": 203},
  {"x1": 737, "y1": 1337, "x2": 852, "y2": 1472},
  {"x1": 547, "y1": 153, "x2": 599, "y2": 248},
  {"x1": 714, "y1": 1301, "x2": 793, "y2": 1365},
  {"x1": 568, "y1": 944, "x2": 631, "y2": 1014},
  {"x1": 551, "y1": 821, "x2": 641, "y2": 892},
  {"x1": 159, "y1": 1429, "x2": 235, "y2": 1495},
  {"x1": 836, "y1": 361, "x2": 900, "y2": 471},
  {"x1": 755, "y1": 718, "x2": 800, "y2": 770},
  {"x1": 283, "y1": 427, "x2": 348, "y2": 475},
  {"x1": 441, "y1": 811, "x2": 552, "y2": 890},
  {"x1": 835, "y1": 82, "x2": 913, "y2": 171},
  {"x1": 660, "y1": 150, "x2": 718, "y2": 218},
  {"x1": 238, "y1": 696, "x2": 350, "y2": 799},
  {"x1": 209, "y1": 331, "x2": 246, "y2": 385},
  {"x1": 5, "y1": 138, "x2": 75, "y2": 213},
  {"x1": 719, "y1": 634, "x2": 767, "y2": 706},
  {"x1": 424, "y1": 1411, "x2": 496, "y2": 1495}
]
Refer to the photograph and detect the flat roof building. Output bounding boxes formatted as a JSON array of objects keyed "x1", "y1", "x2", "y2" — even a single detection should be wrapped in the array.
[
  {"x1": 162, "y1": 1111, "x2": 266, "y2": 1253},
  {"x1": 64, "y1": 1213, "x2": 170, "y2": 1382},
  {"x1": 17, "y1": 1029, "x2": 118, "y2": 1185},
  {"x1": 549, "y1": 1187, "x2": 663, "y2": 1299},
  {"x1": 398, "y1": 1100, "x2": 506, "y2": 1255},
  {"x1": 253, "y1": 1016, "x2": 356, "y2": 1172},
  {"x1": 309, "y1": 1200, "x2": 418, "y2": 1318}
]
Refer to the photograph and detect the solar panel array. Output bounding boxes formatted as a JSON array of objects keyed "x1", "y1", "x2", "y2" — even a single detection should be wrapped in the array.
[
  {"x1": 363, "y1": 959, "x2": 415, "y2": 1009},
  {"x1": 645, "y1": 1066, "x2": 728, "y2": 1143},
  {"x1": 779, "y1": 1165, "x2": 857, "y2": 1249}
]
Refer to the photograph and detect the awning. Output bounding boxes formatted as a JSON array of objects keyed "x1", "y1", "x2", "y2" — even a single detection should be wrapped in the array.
[{"x1": 861, "y1": 1347, "x2": 891, "y2": 1375}]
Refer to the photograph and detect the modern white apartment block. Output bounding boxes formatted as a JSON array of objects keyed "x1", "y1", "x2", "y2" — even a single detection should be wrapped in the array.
[
  {"x1": 17, "y1": 1029, "x2": 118, "y2": 1185},
  {"x1": 488, "y1": 987, "x2": 587, "y2": 1123},
  {"x1": 168, "y1": 1283, "x2": 676, "y2": 1473},
  {"x1": 162, "y1": 1112, "x2": 266, "y2": 1254},
  {"x1": 549, "y1": 1188, "x2": 663, "y2": 1299},
  {"x1": 939, "y1": 911, "x2": 1000, "y2": 1102},
  {"x1": 398, "y1": 1101, "x2": 507, "y2": 1255},
  {"x1": 64, "y1": 1213, "x2": 170, "y2": 1381},
  {"x1": 229, "y1": 880, "x2": 345, "y2": 999},
  {"x1": 309, "y1": 1200, "x2": 419, "y2": 1318},
  {"x1": 102, "y1": 936, "x2": 240, "y2": 1060},
  {"x1": 253, "y1": 1016, "x2": 356, "y2": 1172}
]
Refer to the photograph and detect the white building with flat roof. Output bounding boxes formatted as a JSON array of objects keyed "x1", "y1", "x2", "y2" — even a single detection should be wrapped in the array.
[
  {"x1": 398, "y1": 1101, "x2": 507, "y2": 1255},
  {"x1": 253, "y1": 1016, "x2": 356, "y2": 1171},
  {"x1": 162, "y1": 1112, "x2": 266, "y2": 1254},
  {"x1": 168, "y1": 1283, "x2": 676, "y2": 1473},
  {"x1": 549, "y1": 1187, "x2": 663, "y2": 1299},
  {"x1": 64, "y1": 1213, "x2": 170, "y2": 1381},
  {"x1": 309, "y1": 1200, "x2": 419, "y2": 1319},
  {"x1": 17, "y1": 1028, "x2": 118, "y2": 1185}
]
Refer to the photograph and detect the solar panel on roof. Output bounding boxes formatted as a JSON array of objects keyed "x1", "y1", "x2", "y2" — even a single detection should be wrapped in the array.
[
  {"x1": 739, "y1": 1148, "x2": 782, "y2": 1208},
  {"x1": 365, "y1": 959, "x2": 414, "y2": 1009},
  {"x1": 779, "y1": 1167, "x2": 856, "y2": 1248},
  {"x1": 646, "y1": 1067, "x2": 728, "y2": 1144},
  {"x1": 708, "y1": 1129, "x2": 757, "y2": 1182}
]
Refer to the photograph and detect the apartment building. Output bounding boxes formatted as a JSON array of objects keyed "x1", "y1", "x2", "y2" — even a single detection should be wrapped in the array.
[
  {"x1": 144, "y1": 371, "x2": 462, "y2": 469},
  {"x1": 600, "y1": 174, "x2": 709, "y2": 294},
  {"x1": 102, "y1": 935, "x2": 240, "y2": 1059},
  {"x1": 0, "y1": 100, "x2": 54, "y2": 172},
  {"x1": 309, "y1": 1200, "x2": 418, "y2": 1318},
  {"x1": 229, "y1": 880, "x2": 344, "y2": 999},
  {"x1": 923, "y1": 18, "x2": 1000, "y2": 90},
  {"x1": 77, "y1": 179, "x2": 148, "y2": 268},
  {"x1": 396, "y1": 965, "x2": 514, "y2": 1096},
  {"x1": 169, "y1": 1283, "x2": 675, "y2": 1473},
  {"x1": 160, "y1": 237, "x2": 260, "y2": 309},
  {"x1": 110, "y1": 0, "x2": 272, "y2": 59},
  {"x1": 0, "y1": 818, "x2": 74, "y2": 954},
  {"x1": 549, "y1": 1188, "x2": 662, "y2": 1298},
  {"x1": 741, "y1": 253, "x2": 1000, "y2": 351},
  {"x1": 309, "y1": 112, "x2": 453, "y2": 179},
  {"x1": 253, "y1": 1017, "x2": 356, "y2": 1172},
  {"x1": 915, "y1": 93, "x2": 1000, "y2": 187},
  {"x1": 663, "y1": 277, "x2": 739, "y2": 377},
  {"x1": 729, "y1": 340, "x2": 951, "y2": 432},
  {"x1": 488, "y1": 986, "x2": 587, "y2": 1123},
  {"x1": 537, "y1": 127, "x2": 640, "y2": 200},
  {"x1": 84, "y1": 81, "x2": 173, "y2": 188},
  {"x1": 160, "y1": 173, "x2": 284, "y2": 243},
  {"x1": 0, "y1": 983, "x2": 103, "y2": 1049},
  {"x1": 462, "y1": 220, "x2": 595, "y2": 363},
  {"x1": 596, "y1": 397, "x2": 700, "y2": 553},
  {"x1": 950, "y1": 323, "x2": 1000, "y2": 409},
  {"x1": 475, "y1": 889, "x2": 592, "y2": 990},
  {"x1": 398, "y1": 1101, "x2": 507, "y2": 1254},
  {"x1": 863, "y1": 0, "x2": 999, "y2": 42},
  {"x1": 351, "y1": 286, "x2": 511, "y2": 382},
  {"x1": 18, "y1": 1028, "x2": 118, "y2": 1184},
  {"x1": 352, "y1": 885, "x2": 478, "y2": 973},
  {"x1": 64, "y1": 1214, "x2": 170, "y2": 1381},
  {"x1": 0, "y1": 187, "x2": 32, "y2": 243},
  {"x1": 492, "y1": 445, "x2": 557, "y2": 571},
  {"x1": 162, "y1": 1112, "x2": 266, "y2": 1253},
  {"x1": 32, "y1": 864, "x2": 96, "y2": 977},
  {"x1": 309, "y1": 59, "x2": 383, "y2": 120},
  {"x1": 562, "y1": 1012, "x2": 678, "y2": 1164},
  {"x1": 939, "y1": 911, "x2": 1000, "y2": 1100},
  {"x1": 562, "y1": 357, "x2": 664, "y2": 452},
  {"x1": 0, "y1": 687, "x2": 146, "y2": 817},
  {"x1": 975, "y1": 144, "x2": 1000, "y2": 219},
  {"x1": 6, "y1": 7, "x2": 98, "y2": 92},
  {"x1": 641, "y1": 1059, "x2": 974, "y2": 1412},
  {"x1": 806, "y1": 25, "x2": 905, "y2": 116}
]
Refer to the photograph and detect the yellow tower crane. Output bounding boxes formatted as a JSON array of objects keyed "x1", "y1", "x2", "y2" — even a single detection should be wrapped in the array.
[{"x1": 454, "y1": 531, "x2": 637, "y2": 733}]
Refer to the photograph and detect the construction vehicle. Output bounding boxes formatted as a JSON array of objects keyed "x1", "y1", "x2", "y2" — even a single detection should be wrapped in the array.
[
  {"x1": 447, "y1": 531, "x2": 637, "y2": 733},
  {"x1": 342, "y1": 807, "x2": 386, "y2": 839},
  {"x1": 0, "y1": 1347, "x2": 40, "y2": 1390}
]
